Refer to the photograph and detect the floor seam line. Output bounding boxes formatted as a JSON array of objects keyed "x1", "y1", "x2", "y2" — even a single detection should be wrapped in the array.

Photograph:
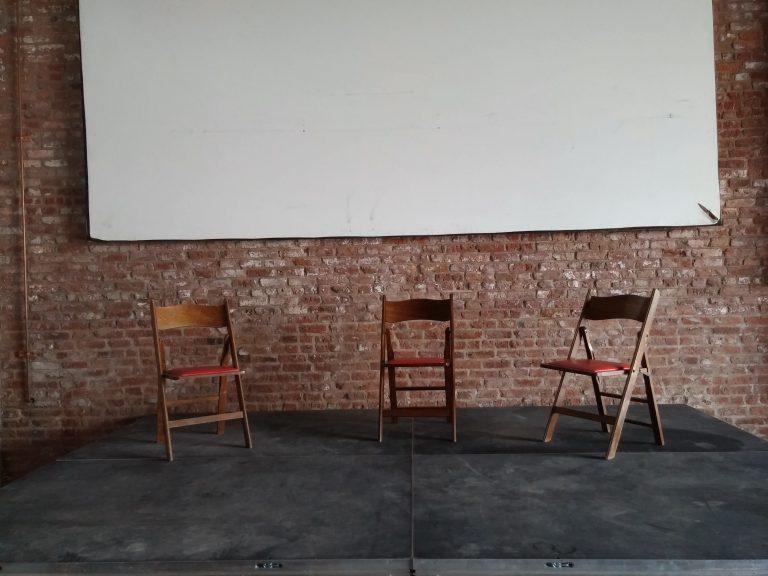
[
  {"x1": 410, "y1": 418, "x2": 415, "y2": 575},
  {"x1": 56, "y1": 448, "x2": 768, "y2": 463}
]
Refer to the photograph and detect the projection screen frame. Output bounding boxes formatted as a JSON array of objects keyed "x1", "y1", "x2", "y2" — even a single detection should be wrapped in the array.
[{"x1": 79, "y1": 0, "x2": 720, "y2": 241}]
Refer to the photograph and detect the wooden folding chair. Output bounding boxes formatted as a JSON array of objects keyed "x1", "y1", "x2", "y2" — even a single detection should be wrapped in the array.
[
  {"x1": 150, "y1": 300, "x2": 252, "y2": 461},
  {"x1": 541, "y1": 289, "x2": 663, "y2": 460},
  {"x1": 378, "y1": 295, "x2": 457, "y2": 442}
]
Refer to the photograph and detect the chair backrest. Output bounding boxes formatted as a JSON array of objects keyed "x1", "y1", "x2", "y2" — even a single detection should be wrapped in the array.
[
  {"x1": 582, "y1": 292, "x2": 657, "y2": 323},
  {"x1": 150, "y1": 300, "x2": 235, "y2": 374},
  {"x1": 152, "y1": 301, "x2": 229, "y2": 331},
  {"x1": 570, "y1": 289, "x2": 661, "y2": 368},
  {"x1": 382, "y1": 296, "x2": 453, "y2": 324}
]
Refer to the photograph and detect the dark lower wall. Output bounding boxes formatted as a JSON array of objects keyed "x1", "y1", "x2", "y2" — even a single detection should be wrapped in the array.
[{"x1": 1, "y1": 0, "x2": 766, "y2": 483}]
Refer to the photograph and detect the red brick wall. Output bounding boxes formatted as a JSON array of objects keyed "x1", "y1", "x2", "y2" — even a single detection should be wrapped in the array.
[{"x1": 1, "y1": 0, "x2": 766, "y2": 483}]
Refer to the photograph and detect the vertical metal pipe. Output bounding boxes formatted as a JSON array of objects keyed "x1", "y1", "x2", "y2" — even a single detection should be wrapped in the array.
[{"x1": 14, "y1": 0, "x2": 33, "y2": 403}]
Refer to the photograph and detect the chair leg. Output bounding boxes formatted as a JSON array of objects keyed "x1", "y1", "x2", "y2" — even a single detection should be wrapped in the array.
[
  {"x1": 591, "y1": 375, "x2": 609, "y2": 433},
  {"x1": 543, "y1": 371, "x2": 568, "y2": 442},
  {"x1": 388, "y1": 367, "x2": 398, "y2": 423},
  {"x1": 378, "y1": 364, "x2": 386, "y2": 442},
  {"x1": 156, "y1": 380, "x2": 164, "y2": 443},
  {"x1": 605, "y1": 372, "x2": 639, "y2": 460},
  {"x1": 644, "y1": 371, "x2": 664, "y2": 446},
  {"x1": 234, "y1": 374, "x2": 252, "y2": 449},
  {"x1": 217, "y1": 375, "x2": 229, "y2": 435},
  {"x1": 158, "y1": 378, "x2": 173, "y2": 461},
  {"x1": 444, "y1": 365, "x2": 452, "y2": 424},
  {"x1": 448, "y1": 365, "x2": 457, "y2": 442}
]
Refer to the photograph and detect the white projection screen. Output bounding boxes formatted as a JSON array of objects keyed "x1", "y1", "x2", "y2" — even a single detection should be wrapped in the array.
[{"x1": 79, "y1": 0, "x2": 719, "y2": 241}]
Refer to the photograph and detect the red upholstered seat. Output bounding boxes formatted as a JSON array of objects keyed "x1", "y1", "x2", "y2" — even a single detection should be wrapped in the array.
[
  {"x1": 541, "y1": 358, "x2": 631, "y2": 375},
  {"x1": 164, "y1": 365, "x2": 242, "y2": 380},
  {"x1": 386, "y1": 356, "x2": 446, "y2": 368}
]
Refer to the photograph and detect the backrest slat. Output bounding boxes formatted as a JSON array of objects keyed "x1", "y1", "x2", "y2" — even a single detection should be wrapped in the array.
[
  {"x1": 153, "y1": 302, "x2": 228, "y2": 330},
  {"x1": 582, "y1": 294, "x2": 652, "y2": 322},
  {"x1": 383, "y1": 298, "x2": 451, "y2": 323}
]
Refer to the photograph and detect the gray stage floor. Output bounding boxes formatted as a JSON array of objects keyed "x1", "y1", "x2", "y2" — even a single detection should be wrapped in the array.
[{"x1": 1, "y1": 405, "x2": 767, "y2": 575}]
